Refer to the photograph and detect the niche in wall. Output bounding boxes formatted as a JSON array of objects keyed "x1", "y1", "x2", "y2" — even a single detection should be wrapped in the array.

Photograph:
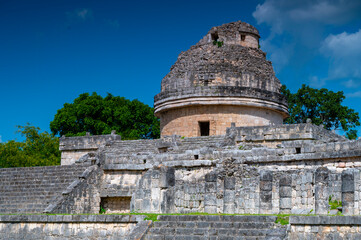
[{"x1": 100, "y1": 197, "x2": 131, "y2": 213}]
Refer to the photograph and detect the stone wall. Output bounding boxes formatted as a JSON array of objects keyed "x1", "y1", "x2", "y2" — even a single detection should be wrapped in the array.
[
  {"x1": 0, "y1": 214, "x2": 146, "y2": 240},
  {"x1": 46, "y1": 165, "x2": 103, "y2": 214},
  {"x1": 131, "y1": 162, "x2": 361, "y2": 215},
  {"x1": 59, "y1": 132, "x2": 121, "y2": 165},
  {"x1": 101, "y1": 170, "x2": 143, "y2": 197},
  {"x1": 202, "y1": 21, "x2": 260, "y2": 48},
  {"x1": 3, "y1": 214, "x2": 361, "y2": 240},
  {"x1": 290, "y1": 216, "x2": 361, "y2": 239},
  {"x1": 160, "y1": 105, "x2": 283, "y2": 137},
  {"x1": 229, "y1": 123, "x2": 346, "y2": 147},
  {"x1": 100, "y1": 197, "x2": 131, "y2": 213}
]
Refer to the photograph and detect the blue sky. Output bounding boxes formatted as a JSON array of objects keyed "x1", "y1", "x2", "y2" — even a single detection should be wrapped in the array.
[{"x1": 1, "y1": 0, "x2": 361, "y2": 142}]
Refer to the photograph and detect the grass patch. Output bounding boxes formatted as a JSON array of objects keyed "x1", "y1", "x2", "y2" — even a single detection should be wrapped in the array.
[
  {"x1": 143, "y1": 214, "x2": 158, "y2": 221},
  {"x1": 275, "y1": 215, "x2": 289, "y2": 225}
]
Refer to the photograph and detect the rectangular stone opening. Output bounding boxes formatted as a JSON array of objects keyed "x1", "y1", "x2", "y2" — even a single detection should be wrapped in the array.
[
  {"x1": 199, "y1": 121, "x2": 210, "y2": 136},
  {"x1": 100, "y1": 197, "x2": 131, "y2": 214},
  {"x1": 211, "y1": 32, "x2": 219, "y2": 41},
  {"x1": 241, "y1": 34, "x2": 246, "y2": 41},
  {"x1": 295, "y1": 147, "x2": 301, "y2": 154},
  {"x1": 158, "y1": 147, "x2": 168, "y2": 153}
]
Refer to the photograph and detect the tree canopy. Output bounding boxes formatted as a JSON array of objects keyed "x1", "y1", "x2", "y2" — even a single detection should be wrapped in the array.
[
  {"x1": 50, "y1": 93, "x2": 160, "y2": 140},
  {"x1": 281, "y1": 84, "x2": 360, "y2": 139},
  {"x1": 0, "y1": 125, "x2": 60, "y2": 168}
]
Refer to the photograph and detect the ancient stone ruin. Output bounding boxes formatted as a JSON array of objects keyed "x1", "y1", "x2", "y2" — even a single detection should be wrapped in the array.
[
  {"x1": 154, "y1": 21, "x2": 288, "y2": 137},
  {"x1": 1, "y1": 21, "x2": 361, "y2": 240}
]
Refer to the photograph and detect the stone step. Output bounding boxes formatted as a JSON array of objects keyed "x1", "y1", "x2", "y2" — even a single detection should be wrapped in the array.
[
  {"x1": 0, "y1": 165, "x2": 87, "y2": 214},
  {"x1": 149, "y1": 227, "x2": 283, "y2": 236},
  {"x1": 144, "y1": 215, "x2": 287, "y2": 240},
  {"x1": 157, "y1": 215, "x2": 277, "y2": 222},
  {"x1": 154, "y1": 221, "x2": 275, "y2": 229}
]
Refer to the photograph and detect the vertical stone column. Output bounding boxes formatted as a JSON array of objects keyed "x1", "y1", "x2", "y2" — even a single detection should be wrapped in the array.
[
  {"x1": 342, "y1": 169, "x2": 359, "y2": 215},
  {"x1": 279, "y1": 175, "x2": 292, "y2": 214},
  {"x1": 259, "y1": 171, "x2": 273, "y2": 213},
  {"x1": 314, "y1": 167, "x2": 329, "y2": 215},
  {"x1": 160, "y1": 167, "x2": 175, "y2": 213},
  {"x1": 204, "y1": 172, "x2": 217, "y2": 213},
  {"x1": 223, "y1": 176, "x2": 235, "y2": 213}
]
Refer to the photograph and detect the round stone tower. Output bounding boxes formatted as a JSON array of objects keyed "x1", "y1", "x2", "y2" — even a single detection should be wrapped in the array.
[{"x1": 154, "y1": 21, "x2": 288, "y2": 137}]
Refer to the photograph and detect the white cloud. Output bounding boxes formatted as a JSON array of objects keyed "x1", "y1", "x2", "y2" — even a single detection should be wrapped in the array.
[
  {"x1": 321, "y1": 29, "x2": 361, "y2": 85},
  {"x1": 77, "y1": 9, "x2": 91, "y2": 20},
  {"x1": 254, "y1": 0, "x2": 361, "y2": 30},
  {"x1": 0, "y1": 135, "x2": 2, "y2": 143},
  {"x1": 105, "y1": 19, "x2": 120, "y2": 29},
  {"x1": 289, "y1": 1, "x2": 361, "y2": 24},
  {"x1": 322, "y1": 30, "x2": 361, "y2": 59},
  {"x1": 346, "y1": 91, "x2": 361, "y2": 98},
  {"x1": 66, "y1": 8, "x2": 93, "y2": 22},
  {"x1": 309, "y1": 76, "x2": 326, "y2": 88},
  {"x1": 253, "y1": 0, "x2": 361, "y2": 86},
  {"x1": 343, "y1": 79, "x2": 361, "y2": 88}
]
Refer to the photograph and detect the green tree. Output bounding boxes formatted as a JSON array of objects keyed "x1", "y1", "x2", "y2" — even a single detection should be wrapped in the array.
[
  {"x1": 0, "y1": 125, "x2": 60, "y2": 168},
  {"x1": 50, "y1": 93, "x2": 160, "y2": 140},
  {"x1": 346, "y1": 129, "x2": 358, "y2": 140},
  {"x1": 281, "y1": 84, "x2": 360, "y2": 139}
]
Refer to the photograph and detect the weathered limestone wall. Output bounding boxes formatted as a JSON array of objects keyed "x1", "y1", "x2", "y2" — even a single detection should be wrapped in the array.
[
  {"x1": 59, "y1": 133, "x2": 121, "y2": 165},
  {"x1": 61, "y1": 150, "x2": 96, "y2": 165},
  {"x1": 202, "y1": 21, "x2": 260, "y2": 48},
  {"x1": 0, "y1": 215, "x2": 145, "y2": 240},
  {"x1": 131, "y1": 163, "x2": 361, "y2": 216},
  {"x1": 101, "y1": 197, "x2": 131, "y2": 213},
  {"x1": 230, "y1": 123, "x2": 346, "y2": 147},
  {"x1": 101, "y1": 170, "x2": 143, "y2": 197},
  {"x1": 290, "y1": 216, "x2": 361, "y2": 239},
  {"x1": 46, "y1": 165, "x2": 103, "y2": 214},
  {"x1": 160, "y1": 105, "x2": 283, "y2": 137}
]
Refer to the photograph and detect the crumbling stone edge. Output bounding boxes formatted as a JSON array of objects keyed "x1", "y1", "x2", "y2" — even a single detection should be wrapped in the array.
[
  {"x1": 290, "y1": 215, "x2": 361, "y2": 225},
  {"x1": 0, "y1": 214, "x2": 145, "y2": 223},
  {"x1": 125, "y1": 220, "x2": 153, "y2": 240},
  {"x1": 43, "y1": 161, "x2": 99, "y2": 213}
]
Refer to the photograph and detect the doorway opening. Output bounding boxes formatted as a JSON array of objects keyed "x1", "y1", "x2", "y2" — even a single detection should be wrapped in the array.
[{"x1": 199, "y1": 121, "x2": 210, "y2": 136}]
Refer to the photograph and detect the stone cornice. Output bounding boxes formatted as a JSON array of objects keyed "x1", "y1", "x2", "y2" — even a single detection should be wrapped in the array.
[{"x1": 154, "y1": 86, "x2": 288, "y2": 118}]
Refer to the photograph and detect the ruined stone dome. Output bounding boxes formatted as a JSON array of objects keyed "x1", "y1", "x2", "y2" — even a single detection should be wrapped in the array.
[{"x1": 154, "y1": 21, "x2": 289, "y2": 137}]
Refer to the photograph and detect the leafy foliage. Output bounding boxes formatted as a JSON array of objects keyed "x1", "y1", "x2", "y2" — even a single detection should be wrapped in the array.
[
  {"x1": 213, "y1": 40, "x2": 224, "y2": 47},
  {"x1": 346, "y1": 129, "x2": 358, "y2": 140},
  {"x1": 50, "y1": 93, "x2": 160, "y2": 140},
  {"x1": 328, "y1": 195, "x2": 342, "y2": 210},
  {"x1": 0, "y1": 125, "x2": 60, "y2": 168},
  {"x1": 99, "y1": 206, "x2": 106, "y2": 214},
  {"x1": 275, "y1": 215, "x2": 289, "y2": 225},
  {"x1": 281, "y1": 84, "x2": 360, "y2": 139}
]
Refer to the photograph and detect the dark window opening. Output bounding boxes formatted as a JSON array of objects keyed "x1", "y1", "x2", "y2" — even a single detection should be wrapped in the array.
[
  {"x1": 296, "y1": 147, "x2": 301, "y2": 154},
  {"x1": 204, "y1": 80, "x2": 209, "y2": 86},
  {"x1": 199, "y1": 121, "x2": 210, "y2": 136},
  {"x1": 211, "y1": 32, "x2": 219, "y2": 41},
  {"x1": 241, "y1": 34, "x2": 246, "y2": 41},
  {"x1": 100, "y1": 197, "x2": 131, "y2": 213},
  {"x1": 158, "y1": 147, "x2": 168, "y2": 153},
  {"x1": 194, "y1": 155, "x2": 199, "y2": 160}
]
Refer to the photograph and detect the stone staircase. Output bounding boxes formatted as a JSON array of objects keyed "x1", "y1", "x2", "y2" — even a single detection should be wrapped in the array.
[
  {"x1": 144, "y1": 215, "x2": 287, "y2": 240},
  {"x1": 176, "y1": 136, "x2": 225, "y2": 152},
  {"x1": 107, "y1": 140, "x2": 159, "y2": 155},
  {"x1": 0, "y1": 165, "x2": 87, "y2": 213}
]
